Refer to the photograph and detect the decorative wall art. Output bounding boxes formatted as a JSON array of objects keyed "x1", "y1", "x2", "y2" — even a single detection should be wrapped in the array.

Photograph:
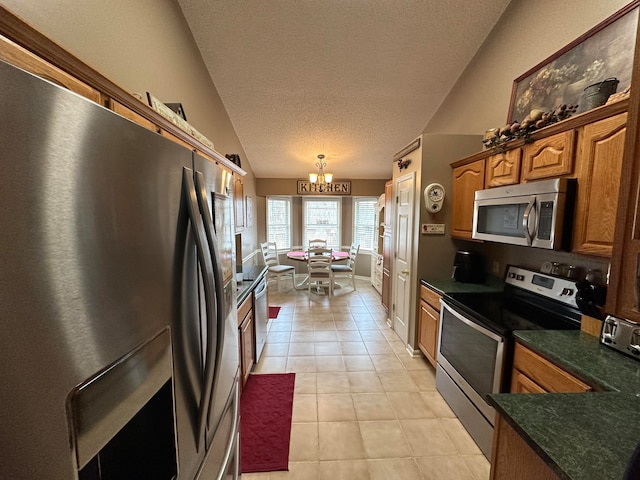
[{"x1": 508, "y1": 2, "x2": 638, "y2": 123}]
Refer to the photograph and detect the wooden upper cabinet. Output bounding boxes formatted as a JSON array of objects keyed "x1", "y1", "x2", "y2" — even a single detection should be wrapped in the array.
[
  {"x1": 383, "y1": 180, "x2": 393, "y2": 232},
  {"x1": 572, "y1": 113, "x2": 627, "y2": 257},
  {"x1": 485, "y1": 148, "x2": 521, "y2": 187},
  {"x1": 234, "y1": 177, "x2": 245, "y2": 231},
  {"x1": 160, "y1": 129, "x2": 195, "y2": 151},
  {"x1": 110, "y1": 99, "x2": 157, "y2": 132},
  {"x1": 522, "y1": 130, "x2": 575, "y2": 181},
  {"x1": 0, "y1": 35, "x2": 102, "y2": 104},
  {"x1": 451, "y1": 159, "x2": 485, "y2": 239}
]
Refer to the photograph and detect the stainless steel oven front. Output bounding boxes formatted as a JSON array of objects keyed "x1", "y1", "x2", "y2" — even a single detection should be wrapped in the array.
[{"x1": 435, "y1": 299, "x2": 505, "y2": 459}]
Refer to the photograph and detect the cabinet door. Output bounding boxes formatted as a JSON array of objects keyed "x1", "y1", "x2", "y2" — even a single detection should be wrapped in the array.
[
  {"x1": 521, "y1": 130, "x2": 575, "y2": 181},
  {"x1": 510, "y1": 368, "x2": 547, "y2": 394},
  {"x1": 110, "y1": 99, "x2": 157, "y2": 132},
  {"x1": 383, "y1": 180, "x2": 393, "y2": 233},
  {"x1": 572, "y1": 113, "x2": 627, "y2": 257},
  {"x1": 0, "y1": 34, "x2": 103, "y2": 104},
  {"x1": 451, "y1": 159, "x2": 485, "y2": 239},
  {"x1": 485, "y1": 148, "x2": 521, "y2": 187},
  {"x1": 418, "y1": 300, "x2": 439, "y2": 367},
  {"x1": 234, "y1": 177, "x2": 245, "y2": 231},
  {"x1": 240, "y1": 311, "x2": 255, "y2": 387}
]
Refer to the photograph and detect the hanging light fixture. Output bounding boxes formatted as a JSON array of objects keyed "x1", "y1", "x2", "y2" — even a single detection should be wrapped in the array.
[{"x1": 309, "y1": 154, "x2": 333, "y2": 186}]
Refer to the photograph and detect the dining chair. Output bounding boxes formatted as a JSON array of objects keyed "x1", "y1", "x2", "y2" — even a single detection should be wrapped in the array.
[
  {"x1": 331, "y1": 243, "x2": 359, "y2": 290},
  {"x1": 260, "y1": 241, "x2": 296, "y2": 292},
  {"x1": 308, "y1": 238, "x2": 327, "y2": 249},
  {"x1": 307, "y1": 248, "x2": 333, "y2": 297}
]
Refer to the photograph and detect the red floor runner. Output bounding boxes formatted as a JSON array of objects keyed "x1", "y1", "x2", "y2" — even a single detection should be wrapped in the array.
[
  {"x1": 240, "y1": 373, "x2": 295, "y2": 473},
  {"x1": 268, "y1": 306, "x2": 281, "y2": 319}
]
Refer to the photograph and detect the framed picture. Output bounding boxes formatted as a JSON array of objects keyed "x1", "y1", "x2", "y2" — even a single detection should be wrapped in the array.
[
  {"x1": 225, "y1": 154, "x2": 242, "y2": 168},
  {"x1": 164, "y1": 103, "x2": 187, "y2": 121},
  {"x1": 508, "y1": 2, "x2": 638, "y2": 123}
]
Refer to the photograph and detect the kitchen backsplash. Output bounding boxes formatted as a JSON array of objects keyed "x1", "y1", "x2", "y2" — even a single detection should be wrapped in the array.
[{"x1": 456, "y1": 240, "x2": 610, "y2": 284}]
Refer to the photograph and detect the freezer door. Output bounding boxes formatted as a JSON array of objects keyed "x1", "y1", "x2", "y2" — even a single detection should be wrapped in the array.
[{"x1": 0, "y1": 59, "x2": 191, "y2": 479}]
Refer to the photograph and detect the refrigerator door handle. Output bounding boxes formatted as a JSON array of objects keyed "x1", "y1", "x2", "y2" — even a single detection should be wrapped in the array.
[
  {"x1": 193, "y1": 171, "x2": 227, "y2": 428},
  {"x1": 182, "y1": 168, "x2": 218, "y2": 452}
]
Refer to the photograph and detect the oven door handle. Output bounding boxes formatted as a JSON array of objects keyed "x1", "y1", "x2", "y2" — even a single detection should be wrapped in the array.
[
  {"x1": 441, "y1": 301, "x2": 504, "y2": 343},
  {"x1": 522, "y1": 197, "x2": 536, "y2": 246}
]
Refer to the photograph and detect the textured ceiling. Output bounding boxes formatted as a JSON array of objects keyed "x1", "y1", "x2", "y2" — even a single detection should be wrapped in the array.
[{"x1": 177, "y1": 0, "x2": 512, "y2": 179}]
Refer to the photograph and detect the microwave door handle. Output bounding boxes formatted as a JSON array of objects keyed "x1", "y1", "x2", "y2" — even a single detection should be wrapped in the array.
[{"x1": 522, "y1": 197, "x2": 536, "y2": 246}]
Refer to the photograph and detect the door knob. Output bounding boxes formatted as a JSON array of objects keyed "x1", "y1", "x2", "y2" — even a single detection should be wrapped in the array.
[{"x1": 401, "y1": 269, "x2": 409, "y2": 274}]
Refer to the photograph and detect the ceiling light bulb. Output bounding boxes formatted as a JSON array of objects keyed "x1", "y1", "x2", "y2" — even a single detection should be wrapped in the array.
[
  {"x1": 324, "y1": 173, "x2": 333, "y2": 183},
  {"x1": 309, "y1": 172, "x2": 318, "y2": 183}
]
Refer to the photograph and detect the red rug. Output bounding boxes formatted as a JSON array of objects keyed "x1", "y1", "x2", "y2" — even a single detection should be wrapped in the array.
[
  {"x1": 240, "y1": 373, "x2": 295, "y2": 473},
  {"x1": 268, "y1": 306, "x2": 281, "y2": 319}
]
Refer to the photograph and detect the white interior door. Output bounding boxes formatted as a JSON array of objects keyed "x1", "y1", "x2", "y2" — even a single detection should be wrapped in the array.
[{"x1": 392, "y1": 173, "x2": 415, "y2": 345}]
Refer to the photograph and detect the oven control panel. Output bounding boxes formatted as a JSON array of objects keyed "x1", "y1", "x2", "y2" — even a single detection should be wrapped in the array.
[{"x1": 505, "y1": 266, "x2": 578, "y2": 308}]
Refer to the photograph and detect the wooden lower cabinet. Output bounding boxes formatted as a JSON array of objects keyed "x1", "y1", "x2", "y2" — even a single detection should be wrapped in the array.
[
  {"x1": 418, "y1": 284, "x2": 441, "y2": 367},
  {"x1": 238, "y1": 294, "x2": 255, "y2": 391},
  {"x1": 490, "y1": 415, "x2": 560, "y2": 480},
  {"x1": 510, "y1": 342, "x2": 592, "y2": 393}
]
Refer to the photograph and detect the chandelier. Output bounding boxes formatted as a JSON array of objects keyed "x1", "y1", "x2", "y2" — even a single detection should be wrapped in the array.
[{"x1": 309, "y1": 154, "x2": 333, "y2": 186}]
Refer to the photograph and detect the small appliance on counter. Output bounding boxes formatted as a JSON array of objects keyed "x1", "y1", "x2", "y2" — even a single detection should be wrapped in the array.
[
  {"x1": 452, "y1": 250, "x2": 485, "y2": 283},
  {"x1": 601, "y1": 315, "x2": 640, "y2": 360}
]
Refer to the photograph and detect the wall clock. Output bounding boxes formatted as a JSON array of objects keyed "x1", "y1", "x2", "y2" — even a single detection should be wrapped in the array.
[{"x1": 424, "y1": 183, "x2": 445, "y2": 213}]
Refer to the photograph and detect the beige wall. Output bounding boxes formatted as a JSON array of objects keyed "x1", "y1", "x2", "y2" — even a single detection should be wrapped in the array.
[
  {"x1": 2, "y1": 0, "x2": 260, "y2": 262},
  {"x1": 424, "y1": 0, "x2": 631, "y2": 134}
]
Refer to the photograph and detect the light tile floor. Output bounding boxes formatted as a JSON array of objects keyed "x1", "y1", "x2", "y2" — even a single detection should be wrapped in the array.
[{"x1": 244, "y1": 277, "x2": 490, "y2": 480}]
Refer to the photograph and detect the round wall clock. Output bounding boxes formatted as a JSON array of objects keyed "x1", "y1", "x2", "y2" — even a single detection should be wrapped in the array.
[{"x1": 424, "y1": 182, "x2": 445, "y2": 213}]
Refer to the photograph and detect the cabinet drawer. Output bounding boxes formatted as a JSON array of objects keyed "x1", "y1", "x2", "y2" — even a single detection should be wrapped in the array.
[
  {"x1": 420, "y1": 284, "x2": 441, "y2": 311},
  {"x1": 512, "y1": 343, "x2": 591, "y2": 393},
  {"x1": 238, "y1": 294, "x2": 252, "y2": 326}
]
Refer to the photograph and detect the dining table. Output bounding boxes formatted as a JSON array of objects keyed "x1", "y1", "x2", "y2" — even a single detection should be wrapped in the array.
[{"x1": 286, "y1": 250, "x2": 350, "y2": 290}]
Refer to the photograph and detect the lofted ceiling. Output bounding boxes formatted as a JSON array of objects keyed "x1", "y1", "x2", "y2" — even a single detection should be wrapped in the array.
[{"x1": 177, "y1": 0, "x2": 512, "y2": 179}]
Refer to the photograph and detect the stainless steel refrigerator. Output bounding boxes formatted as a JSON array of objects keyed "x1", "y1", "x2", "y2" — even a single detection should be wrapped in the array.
[{"x1": 0, "y1": 58, "x2": 239, "y2": 479}]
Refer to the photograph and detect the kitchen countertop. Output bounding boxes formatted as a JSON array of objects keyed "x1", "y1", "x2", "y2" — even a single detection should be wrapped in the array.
[
  {"x1": 236, "y1": 265, "x2": 268, "y2": 306},
  {"x1": 420, "y1": 275, "x2": 505, "y2": 295},
  {"x1": 489, "y1": 330, "x2": 640, "y2": 480}
]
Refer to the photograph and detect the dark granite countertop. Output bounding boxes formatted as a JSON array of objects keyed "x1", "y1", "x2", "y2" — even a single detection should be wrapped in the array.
[
  {"x1": 489, "y1": 330, "x2": 640, "y2": 480},
  {"x1": 420, "y1": 275, "x2": 505, "y2": 295},
  {"x1": 489, "y1": 392, "x2": 640, "y2": 480},
  {"x1": 513, "y1": 330, "x2": 640, "y2": 393},
  {"x1": 236, "y1": 265, "x2": 268, "y2": 306}
]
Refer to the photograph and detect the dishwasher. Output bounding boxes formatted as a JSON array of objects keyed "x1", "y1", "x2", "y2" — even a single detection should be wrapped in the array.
[{"x1": 253, "y1": 276, "x2": 268, "y2": 361}]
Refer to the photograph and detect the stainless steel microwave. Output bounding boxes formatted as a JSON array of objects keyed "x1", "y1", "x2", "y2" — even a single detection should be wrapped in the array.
[{"x1": 472, "y1": 178, "x2": 576, "y2": 250}]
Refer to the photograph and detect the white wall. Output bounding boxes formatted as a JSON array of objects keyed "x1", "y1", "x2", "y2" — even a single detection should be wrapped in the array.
[{"x1": 424, "y1": 0, "x2": 632, "y2": 134}]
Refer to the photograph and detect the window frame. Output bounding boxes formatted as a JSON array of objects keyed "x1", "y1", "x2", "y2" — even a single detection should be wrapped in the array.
[
  {"x1": 352, "y1": 196, "x2": 378, "y2": 252},
  {"x1": 266, "y1": 196, "x2": 292, "y2": 250},
  {"x1": 302, "y1": 197, "x2": 342, "y2": 250}
]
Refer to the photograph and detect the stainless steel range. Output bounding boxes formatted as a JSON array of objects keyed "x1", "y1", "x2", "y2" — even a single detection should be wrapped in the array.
[{"x1": 436, "y1": 265, "x2": 582, "y2": 458}]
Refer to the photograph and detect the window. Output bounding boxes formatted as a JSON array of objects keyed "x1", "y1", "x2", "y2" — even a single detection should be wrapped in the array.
[
  {"x1": 266, "y1": 196, "x2": 291, "y2": 249},
  {"x1": 303, "y1": 198, "x2": 341, "y2": 249},
  {"x1": 353, "y1": 197, "x2": 377, "y2": 250}
]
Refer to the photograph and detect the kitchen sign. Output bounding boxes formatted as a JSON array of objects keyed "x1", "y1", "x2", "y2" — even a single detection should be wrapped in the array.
[{"x1": 297, "y1": 181, "x2": 351, "y2": 195}]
